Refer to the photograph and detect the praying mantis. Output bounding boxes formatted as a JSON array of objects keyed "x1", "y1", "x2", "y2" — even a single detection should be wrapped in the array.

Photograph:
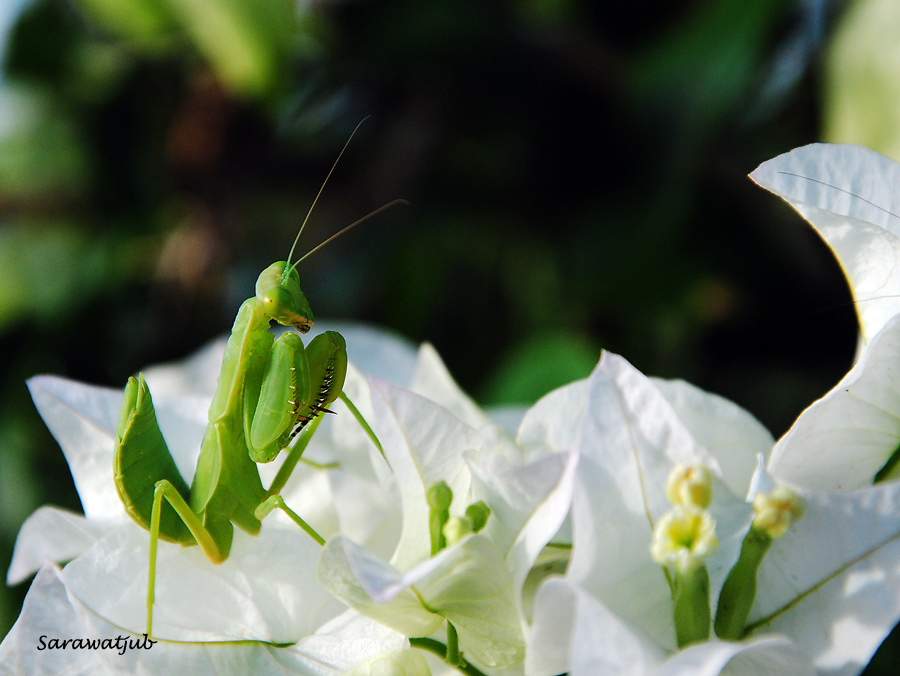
[{"x1": 113, "y1": 125, "x2": 403, "y2": 637}]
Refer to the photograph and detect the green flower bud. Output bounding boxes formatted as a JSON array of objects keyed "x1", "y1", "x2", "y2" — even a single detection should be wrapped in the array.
[
  {"x1": 465, "y1": 501, "x2": 491, "y2": 533},
  {"x1": 427, "y1": 481, "x2": 453, "y2": 555},
  {"x1": 427, "y1": 481, "x2": 453, "y2": 512}
]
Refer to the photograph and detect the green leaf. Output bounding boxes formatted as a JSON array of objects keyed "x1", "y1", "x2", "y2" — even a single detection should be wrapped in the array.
[
  {"x1": 73, "y1": 0, "x2": 176, "y2": 46},
  {"x1": 163, "y1": 0, "x2": 297, "y2": 97},
  {"x1": 824, "y1": 0, "x2": 900, "y2": 160}
]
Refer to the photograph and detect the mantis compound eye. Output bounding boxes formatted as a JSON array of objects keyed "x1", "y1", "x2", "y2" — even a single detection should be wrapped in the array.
[{"x1": 255, "y1": 262, "x2": 314, "y2": 332}]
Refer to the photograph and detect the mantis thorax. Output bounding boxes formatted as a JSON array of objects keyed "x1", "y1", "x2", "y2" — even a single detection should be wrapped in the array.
[{"x1": 255, "y1": 261, "x2": 314, "y2": 333}]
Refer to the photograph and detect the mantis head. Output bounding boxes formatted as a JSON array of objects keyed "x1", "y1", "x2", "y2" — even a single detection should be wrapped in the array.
[{"x1": 255, "y1": 261, "x2": 314, "y2": 333}]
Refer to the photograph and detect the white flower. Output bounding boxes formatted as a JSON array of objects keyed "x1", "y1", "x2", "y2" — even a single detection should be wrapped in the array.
[
  {"x1": 751, "y1": 143, "x2": 900, "y2": 347},
  {"x1": 528, "y1": 351, "x2": 900, "y2": 676},
  {"x1": 751, "y1": 144, "x2": 900, "y2": 489},
  {"x1": 315, "y1": 374, "x2": 578, "y2": 672},
  {"x1": 1, "y1": 323, "x2": 429, "y2": 673}
]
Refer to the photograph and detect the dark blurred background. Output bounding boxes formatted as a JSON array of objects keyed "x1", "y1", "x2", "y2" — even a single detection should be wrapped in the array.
[{"x1": 0, "y1": 0, "x2": 896, "y2": 669}]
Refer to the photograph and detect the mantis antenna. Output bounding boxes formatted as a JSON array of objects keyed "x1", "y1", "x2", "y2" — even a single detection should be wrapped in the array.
[
  {"x1": 295, "y1": 199, "x2": 408, "y2": 265},
  {"x1": 281, "y1": 116, "x2": 406, "y2": 280}
]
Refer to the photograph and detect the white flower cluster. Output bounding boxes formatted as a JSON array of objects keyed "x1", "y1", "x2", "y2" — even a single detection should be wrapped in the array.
[{"x1": 5, "y1": 144, "x2": 900, "y2": 675}]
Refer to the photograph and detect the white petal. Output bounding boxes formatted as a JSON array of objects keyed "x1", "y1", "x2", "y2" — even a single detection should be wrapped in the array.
[
  {"x1": 7, "y1": 506, "x2": 113, "y2": 585},
  {"x1": 0, "y1": 562, "x2": 406, "y2": 676},
  {"x1": 516, "y1": 379, "x2": 589, "y2": 461},
  {"x1": 294, "y1": 610, "x2": 411, "y2": 674},
  {"x1": 342, "y1": 649, "x2": 431, "y2": 676},
  {"x1": 141, "y1": 337, "x2": 226, "y2": 398},
  {"x1": 26, "y1": 375, "x2": 208, "y2": 520},
  {"x1": 60, "y1": 523, "x2": 342, "y2": 643},
  {"x1": 466, "y1": 447, "x2": 578, "y2": 601},
  {"x1": 1, "y1": 562, "x2": 108, "y2": 676},
  {"x1": 369, "y1": 379, "x2": 483, "y2": 570},
  {"x1": 653, "y1": 635, "x2": 813, "y2": 676},
  {"x1": 652, "y1": 377, "x2": 774, "y2": 496},
  {"x1": 527, "y1": 577, "x2": 665, "y2": 676},
  {"x1": 26, "y1": 375, "x2": 127, "y2": 520},
  {"x1": 769, "y1": 314, "x2": 900, "y2": 490},
  {"x1": 569, "y1": 352, "x2": 751, "y2": 647},
  {"x1": 328, "y1": 471, "x2": 401, "y2": 561},
  {"x1": 318, "y1": 535, "x2": 524, "y2": 669},
  {"x1": 317, "y1": 535, "x2": 443, "y2": 638},
  {"x1": 750, "y1": 143, "x2": 900, "y2": 343},
  {"x1": 752, "y1": 479, "x2": 900, "y2": 674},
  {"x1": 409, "y1": 343, "x2": 494, "y2": 432}
]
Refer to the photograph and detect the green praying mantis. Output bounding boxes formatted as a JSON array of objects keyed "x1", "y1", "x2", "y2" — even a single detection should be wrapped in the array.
[{"x1": 113, "y1": 126, "x2": 403, "y2": 637}]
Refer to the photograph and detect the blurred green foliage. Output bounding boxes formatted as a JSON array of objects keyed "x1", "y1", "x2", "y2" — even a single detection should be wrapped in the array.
[
  {"x1": 824, "y1": 0, "x2": 900, "y2": 158},
  {"x1": 1, "y1": 0, "x2": 897, "y2": 670}
]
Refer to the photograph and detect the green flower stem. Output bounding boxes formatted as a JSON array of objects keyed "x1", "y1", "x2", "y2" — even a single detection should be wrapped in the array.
[
  {"x1": 409, "y1": 637, "x2": 489, "y2": 676},
  {"x1": 715, "y1": 527, "x2": 772, "y2": 640},
  {"x1": 673, "y1": 562, "x2": 711, "y2": 648},
  {"x1": 446, "y1": 621, "x2": 461, "y2": 666}
]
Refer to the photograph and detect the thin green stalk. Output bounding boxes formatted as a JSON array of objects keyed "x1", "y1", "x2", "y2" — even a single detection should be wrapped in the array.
[
  {"x1": 446, "y1": 622, "x2": 461, "y2": 666},
  {"x1": 408, "y1": 637, "x2": 489, "y2": 676}
]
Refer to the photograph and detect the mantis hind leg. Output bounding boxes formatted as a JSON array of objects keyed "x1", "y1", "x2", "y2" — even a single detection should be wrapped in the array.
[{"x1": 146, "y1": 480, "x2": 227, "y2": 637}]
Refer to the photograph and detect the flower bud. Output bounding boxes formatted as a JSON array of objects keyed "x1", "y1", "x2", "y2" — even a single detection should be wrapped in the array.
[
  {"x1": 666, "y1": 464, "x2": 713, "y2": 509},
  {"x1": 443, "y1": 516, "x2": 471, "y2": 546},
  {"x1": 465, "y1": 501, "x2": 491, "y2": 533},
  {"x1": 752, "y1": 486, "x2": 803, "y2": 539},
  {"x1": 427, "y1": 481, "x2": 453, "y2": 555},
  {"x1": 650, "y1": 505, "x2": 718, "y2": 572}
]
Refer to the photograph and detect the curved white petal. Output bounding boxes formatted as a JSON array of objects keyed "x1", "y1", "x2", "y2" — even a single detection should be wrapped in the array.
[
  {"x1": 751, "y1": 478, "x2": 900, "y2": 675},
  {"x1": 7, "y1": 506, "x2": 113, "y2": 585},
  {"x1": 293, "y1": 610, "x2": 412, "y2": 674},
  {"x1": 0, "y1": 562, "x2": 408, "y2": 676},
  {"x1": 527, "y1": 577, "x2": 665, "y2": 676},
  {"x1": 653, "y1": 635, "x2": 813, "y2": 676},
  {"x1": 769, "y1": 314, "x2": 900, "y2": 490},
  {"x1": 409, "y1": 343, "x2": 494, "y2": 433},
  {"x1": 516, "y1": 379, "x2": 589, "y2": 461},
  {"x1": 342, "y1": 649, "x2": 431, "y2": 676},
  {"x1": 369, "y1": 379, "x2": 483, "y2": 570},
  {"x1": 750, "y1": 143, "x2": 900, "y2": 343},
  {"x1": 26, "y1": 375, "x2": 208, "y2": 520},
  {"x1": 318, "y1": 534, "x2": 524, "y2": 669},
  {"x1": 60, "y1": 524, "x2": 341, "y2": 643},
  {"x1": 651, "y1": 377, "x2": 774, "y2": 496},
  {"x1": 27, "y1": 375, "x2": 128, "y2": 520},
  {"x1": 466, "y1": 447, "x2": 578, "y2": 607}
]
